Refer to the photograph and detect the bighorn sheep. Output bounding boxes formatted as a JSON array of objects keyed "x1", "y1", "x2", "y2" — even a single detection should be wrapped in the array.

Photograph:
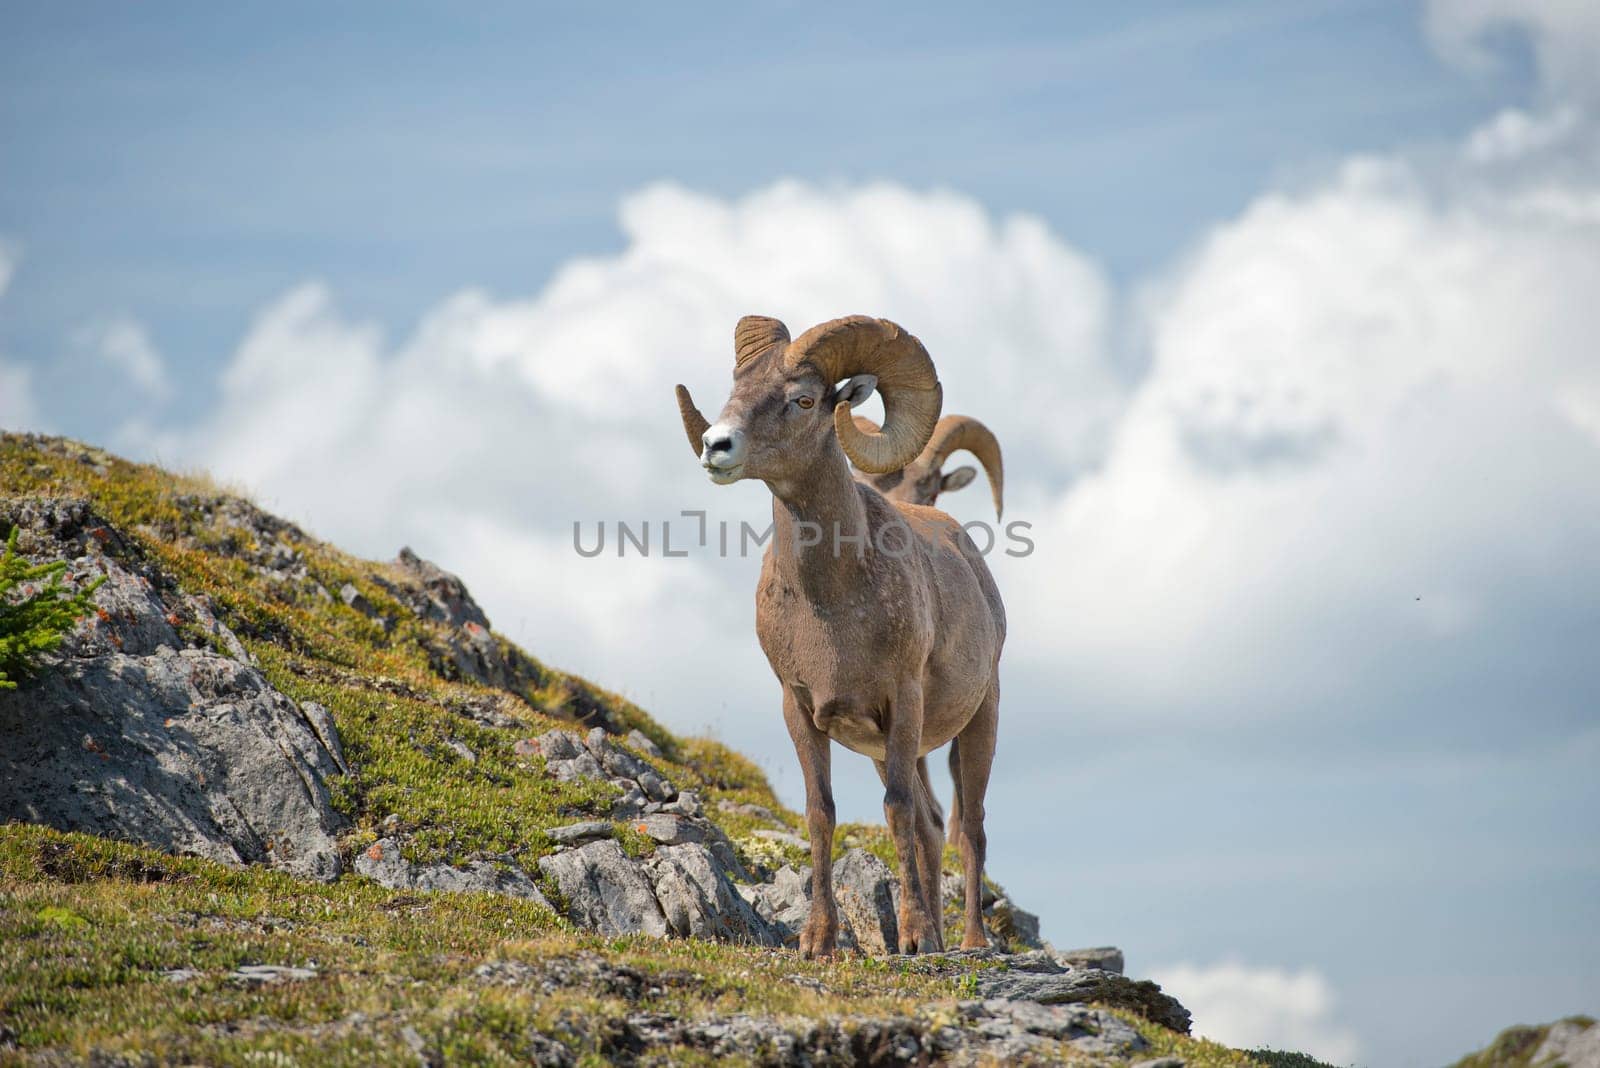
[
  {"x1": 850, "y1": 414, "x2": 1004, "y2": 850},
  {"x1": 675, "y1": 315, "x2": 1006, "y2": 957},
  {"x1": 853, "y1": 413, "x2": 1004, "y2": 516}
]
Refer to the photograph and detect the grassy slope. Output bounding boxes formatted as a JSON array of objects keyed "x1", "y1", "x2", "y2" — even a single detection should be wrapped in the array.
[{"x1": 0, "y1": 433, "x2": 1266, "y2": 1066}]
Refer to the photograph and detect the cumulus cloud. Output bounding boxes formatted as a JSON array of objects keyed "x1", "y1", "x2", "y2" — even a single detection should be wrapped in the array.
[
  {"x1": 1426, "y1": 0, "x2": 1600, "y2": 102},
  {"x1": 1003, "y1": 109, "x2": 1600, "y2": 727},
  {"x1": 1150, "y1": 960, "x2": 1360, "y2": 1064},
  {"x1": 140, "y1": 183, "x2": 1118, "y2": 773},
  {"x1": 147, "y1": 90, "x2": 1600, "y2": 784},
  {"x1": 81, "y1": 318, "x2": 171, "y2": 401}
]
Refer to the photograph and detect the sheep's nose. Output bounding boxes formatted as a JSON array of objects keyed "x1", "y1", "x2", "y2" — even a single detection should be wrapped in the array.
[{"x1": 701, "y1": 423, "x2": 745, "y2": 468}]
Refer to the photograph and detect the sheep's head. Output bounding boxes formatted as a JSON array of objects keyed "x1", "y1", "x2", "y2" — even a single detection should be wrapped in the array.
[
  {"x1": 854, "y1": 414, "x2": 1004, "y2": 518},
  {"x1": 675, "y1": 315, "x2": 943, "y2": 489}
]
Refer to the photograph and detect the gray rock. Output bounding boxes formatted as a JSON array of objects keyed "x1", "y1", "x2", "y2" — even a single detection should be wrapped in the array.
[
  {"x1": 751, "y1": 828, "x2": 809, "y2": 850},
  {"x1": 229, "y1": 964, "x2": 317, "y2": 985},
  {"x1": 2, "y1": 646, "x2": 346, "y2": 881},
  {"x1": 445, "y1": 738, "x2": 476, "y2": 764},
  {"x1": 624, "y1": 729, "x2": 663, "y2": 759},
  {"x1": 393, "y1": 547, "x2": 490, "y2": 630},
  {"x1": 546, "y1": 820, "x2": 613, "y2": 844},
  {"x1": 988, "y1": 896, "x2": 1042, "y2": 948},
  {"x1": 635, "y1": 813, "x2": 705, "y2": 846},
  {"x1": 833, "y1": 848, "x2": 900, "y2": 955},
  {"x1": 1534, "y1": 1018, "x2": 1600, "y2": 1068},
  {"x1": 354, "y1": 837, "x2": 551, "y2": 908},
  {"x1": 1056, "y1": 945, "x2": 1125, "y2": 974},
  {"x1": 610, "y1": 781, "x2": 647, "y2": 818},
  {"x1": 660, "y1": 789, "x2": 701, "y2": 817},
  {"x1": 646, "y1": 843, "x2": 778, "y2": 945},
  {"x1": 550, "y1": 750, "x2": 604, "y2": 782},
  {"x1": 338, "y1": 582, "x2": 374, "y2": 618},
  {"x1": 532, "y1": 730, "x2": 584, "y2": 762},
  {"x1": 300, "y1": 701, "x2": 350, "y2": 775},
  {"x1": 536, "y1": 839, "x2": 667, "y2": 937},
  {"x1": 1132, "y1": 1059, "x2": 1186, "y2": 1068},
  {"x1": 716, "y1": 799, "x2": 780, "y2": 825},
  {"x1": 636, "y1": 768, "x2": 675, "y2": 803},
  {"x1": 0, "y1": 500, "x2": 348, "y2": 882},
  {"x1": 739, "y1": 865, "x2": 813, "y2": 945},
  {"x1": 161, "y1": 968, "x2": 201, "y2": 983},
  {"x1": 975, "y1": 966, "x2": 1190, "y2": 1034}
]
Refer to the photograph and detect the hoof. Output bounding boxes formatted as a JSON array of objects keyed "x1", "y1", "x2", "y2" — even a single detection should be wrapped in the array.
[
  {"x1": 799, "y1": 918, "x2": 838, "y2": 960},
  {"x1": 897, "y1": 914, "x2": 943, "y2": 955},
  {"x1": 961, "y1": 930, "x2": 988, "y2": 950}
]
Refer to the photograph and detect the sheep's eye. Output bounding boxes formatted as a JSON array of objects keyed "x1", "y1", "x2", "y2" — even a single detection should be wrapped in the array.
[{"x1": 795, "y1": 396, "x2": 815, "y2": 410}]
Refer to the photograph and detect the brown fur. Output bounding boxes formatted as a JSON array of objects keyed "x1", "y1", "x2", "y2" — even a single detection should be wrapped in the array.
[
  {"x1": 677, "y1": 320, "x2": 1005, "y2": 956},
  {"x1": 852, "y1": 414, "x2": 1004, "y2": 852}
]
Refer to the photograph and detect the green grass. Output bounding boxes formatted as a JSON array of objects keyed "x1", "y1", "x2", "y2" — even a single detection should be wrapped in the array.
[{"x1": 0, "y1": 827, "x2": 1276, "y2": 1067}]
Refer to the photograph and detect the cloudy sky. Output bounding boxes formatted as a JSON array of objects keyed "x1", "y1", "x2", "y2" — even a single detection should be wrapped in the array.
[{"x1": 3, "y1": 3, "x2": 1597, "y2": 1063}]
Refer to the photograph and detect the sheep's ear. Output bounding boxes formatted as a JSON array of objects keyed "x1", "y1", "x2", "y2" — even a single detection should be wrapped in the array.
[
  {"x1": 832, "y1": 374, "x2": 878, "y2": 409},
  {"x1": 941, "y1": 466, "x2": 977, "y2": 493}
]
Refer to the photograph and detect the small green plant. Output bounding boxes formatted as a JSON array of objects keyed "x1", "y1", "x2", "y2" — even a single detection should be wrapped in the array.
[{"x1": 0, "y1": 526, "x2": 104, "y2": 689}]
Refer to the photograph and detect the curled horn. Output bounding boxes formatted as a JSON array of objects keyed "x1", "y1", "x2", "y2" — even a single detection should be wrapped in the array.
[
  {"x1": 735, "y1": 315, "x2": 790, "y2": 368},
  {"x1": 926, "y1": 415, "x2": 1004, "y2": 518},
  {"x1": 784, "y1": 316, "x2": 942, "y2": 474},
  {"x1": 675, "y1": 385, "x2": 709, "y2": 458}
]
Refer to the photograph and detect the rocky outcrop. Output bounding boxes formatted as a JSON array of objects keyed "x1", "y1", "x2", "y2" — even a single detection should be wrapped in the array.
[
  {"x1": 354, "y1": 836, "x2": 552, "y2": 908},
  {"x1": 468, "y1": 951, "x2": 1154, "y2": 1065},
  {"x1": 1453, "y1": 1016, "x2": 1600, "y2": 1068},
  {"x1": 908, "y1": 948, "x2": 1191, "y2": 1035},
  {"x1": 1532, "y1": 1018, "x2": 1600, "y2": 1068},
  {"x1": 538, "y1": 839, "x2": 669, "y2": 936},
  {"x1": 0, "y1": 498, "x2": 347, "y2": 881}
]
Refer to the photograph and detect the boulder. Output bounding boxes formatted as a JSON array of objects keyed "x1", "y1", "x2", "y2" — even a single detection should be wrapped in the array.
[
  {"x1": 0, "y1": 501, "x2": 346, "y2": 881},
  {"x1": 1533, "y1": 1018, "x2": 1600, "y2": 1068},
  {"x1": 624, "y1": 729, "x2": 663, "y2": 759},
  {"x1": 739, "y1": 864, "x2": 812, "y2": 944},
  {"x1": 833, "y1": 848, "x2": 900, "y2": 955},
  {"x1": 1056, "y1": 946, "x2": 1125, "y2": 974},
  {"x1": 975, "y1": 965, "x2": 1190, "y2": 1035},
  {"x1": 354, "y1": 837, "x2": 551, "y2": 908},
  {"x1": 546, "y1": 820, "x2": 614, "y2": 844},
  {"x1": 646, "y1": 843, "x2": 778, "y2": 945},
  {"x1": 537, "y1": 839, "x2": 668, "y2": 937},
  {"x1": 634, "y1": 813, "x2": 705, "y2": 846}
]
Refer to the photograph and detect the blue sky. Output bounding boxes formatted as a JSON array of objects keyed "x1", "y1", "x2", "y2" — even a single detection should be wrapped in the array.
[{"x1": 3, "y1": 4, "x2": 1596, "y2": 1065}]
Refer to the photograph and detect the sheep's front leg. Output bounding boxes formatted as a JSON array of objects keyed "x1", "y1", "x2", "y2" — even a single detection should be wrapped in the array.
[
  {"x1": 883, "y1": 680, "x2": 939, "y2": 954},
  {"x1": 782, "y1": 687, "x2": 838, "y2": 959}
]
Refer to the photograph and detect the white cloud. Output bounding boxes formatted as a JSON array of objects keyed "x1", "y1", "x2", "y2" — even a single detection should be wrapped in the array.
[
  {"x1": 1426, "y1": 0, "x2": 1600, "y2": 102},
  {"x1": 1150, "y1": 960, "x2": 1360, "y2": 1064},
  {"x1": 1002, "y1": 106, "x2": 1600, "y2": 722},
  {"x1": 149, "y1": 94, "x2": 1600, "y2": 769},
  {"x1": 82, "y1": 317, "x2": 170, "y2": 401},
  {"x1": 140, "y1": 183, "x2": 1119, "y2": 780}
]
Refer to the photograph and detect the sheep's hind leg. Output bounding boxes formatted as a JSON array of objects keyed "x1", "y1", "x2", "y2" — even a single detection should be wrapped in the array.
[
  {"x1": 954, "y1": 680, "x2": 999, "y2": 950},
  {"x1": 782, "y1": 687, "x2": 838, "y2": 959},
  {"x1": 946, "y1": 738, "x2": 965, "y2": 851},
  {"x1": 912, "y1": 757, "x2": 947, "y2": 951}
]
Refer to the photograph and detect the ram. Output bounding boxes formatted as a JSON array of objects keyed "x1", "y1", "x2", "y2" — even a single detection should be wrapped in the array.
[
  {"x1": 675, "y1": 314, "x2": 1006, "y2": 956},
  {"x1": 851, "y1": 413, "x2": 1004, "y2": 849},
  {"x1": 853, "y1": 413, "x2": 1003, "y2": 517}
]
